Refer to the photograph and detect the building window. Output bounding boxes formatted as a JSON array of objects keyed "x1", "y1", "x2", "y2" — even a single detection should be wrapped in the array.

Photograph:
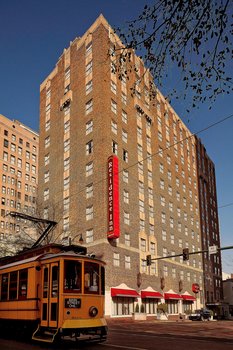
[
  {"x1": 125, "y1": 233, "x2": 130, "y2": 246},
  {"x1": 64, "y1": 120, "x2": 70, "y2": 133},
  {"x1": 86, "y1": 80, "x2": 93, "y2": 94},
  {"x1": 121, "y1": 92, "x2": 127, "y2": 105},
  {"x1": 111, "y1": 100, "x2": 117, "y2": 114},
  {"x1": 64, "y1": 157, "x2": 70, "y2": 171},
  {"x1": 63, "y1": 217, "x2": 69, "y2": 231},
  {"x1": 138, "y1": 162, "x2": 143, "y2": 176},
  {"x1": 64, "y1": 177, "x2": 69, "y2": 190},
  {"x1": 137, "y1": 144, "x2": 143, "y2": 157},
  {"x1": 124, "y1": 211, "x2": 130, "y2": 225},
  {"x1": 64, "y1": 197, "x2": 70, "y2": 211},
  {"x1": 163, "y1": 265, "x2": 168, "y2": 276},
  {"x1": 111, "y1": 120, "x2": 117, "y2": 134},
  {"x1": 86, "y1": 162, "x2": 93, "y2": 176},
  {"x1": 122, "y1": 130, "x2": 127, "y2": 143},
  {"x1": 160, "y1": 196, "x2": 165, "y2": 206},
  {"x1": 86, "y1": 61, "x2": 92, "y2": 75},
  {"x1": 141, "y1": 259, "x2": 147, "y2": 273},
  {"x1": 45, "y1": 136, "x2": 50, "y2": 148},
  {"x1": 150, "y1": 242, "x2": 156, "y2": 255},
  {"x1": 162, "y1": 230, "x2": 167, "y2": 241},
  {"x1": 123, "y1": 170, "x2": 128, "y2": 183},
  {"x1": 44, "y1": 170, "x2": 49, "y2": 183},
  {"x1": 86, "y1": 42, "x2": 92, "y2": 56},
  {"x1": 113, "y1": 253, "x2": 120, "y2": 267},
  {"x1": 86, "y1": 206, "x2": 93, "y2": 221},
  {"x1": 86, "y1": 99, "x2": 93, "y2": 115},
  {"x1": 45, "y1": 153, "x2": 50, "y2": 166},
  {"x1": 139, "y1": 181, "x2": 144, "y2": 194},
  {"x1": 123, "y1": 190, "x2": 129, "y2": 204},
  {"x1": 122, "y1": 110, "x2": 127, "y2": 123},
  {"x1": 123, "y1": 149, "x2": 128, "y2": 162},
  {"x1": 44, "y1": 188, "x2": 49, "y2": 201},
  {"x1": 86, "y1": 120, "x2": 93, "y2": 135},
  {"x1": 125, "y1": 256, "x2": 131, "y2": 269},
  {"x1": 65, "y1": 67, "x2": 70, "y2": 80},
  {"x1": 140, "y1": 238, "x2": 146, "y2": 252},
  {"x1": 139, "y1": 200, "x2": 144, "y2": 213},
  {"x1": 86, "y1": 183, "x2": 93, "y2": 198},
  {"x1": 112, "y1": 141, "x2": 118, "y2": 155},
  {"x1": 149, "y1": 224, "x2": 155, "y2": 235},
  {"x1": 111, "y1": 80, "x2": 117, "y2": 94},
  {"x1": 25, "y1": 162, "x2": 30, "y2": 171},
  {"x1": 86, "y1": 140, "x2": 93, "y2": 155},
  {"x1": 86, "y1": 228, "x2": 94, "y2": 243},
  {"x1": 64, "y1": 138, "x2": 70, "y2": 152}
]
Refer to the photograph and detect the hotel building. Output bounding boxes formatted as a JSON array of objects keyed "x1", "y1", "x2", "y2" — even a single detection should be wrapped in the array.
[
  {"x1": 0, "y1": 114, "x2": 39, "y2": 253},
  {"x1": 38, "y1": 15, "x2": 221, "y2": 318}
]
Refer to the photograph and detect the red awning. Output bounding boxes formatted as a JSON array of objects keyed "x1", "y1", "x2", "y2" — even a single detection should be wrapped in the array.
[
  {"x1": 111, "y1": 288, "x2": 139, "y2": 298},
  {"x1": 141, "y1": 291, "x2": 163, "y2": 299},
  {"x1": 164, "y1": 292, "x2": 182, "y2": 300},
  {"x1": 182, "y1": 294, "x2": 196, "y2": 301}
]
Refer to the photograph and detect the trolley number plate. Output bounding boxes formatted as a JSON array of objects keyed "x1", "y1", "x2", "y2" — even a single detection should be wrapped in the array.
[{"x1": 65, "y1": 298, "x2": 81, "y2": 308}]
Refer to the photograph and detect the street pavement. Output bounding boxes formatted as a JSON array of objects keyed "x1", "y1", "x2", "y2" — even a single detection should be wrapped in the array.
[
  {"x1": 106, "y1": 317, "x2": 233, "y2": 343},
  {"x1": 0, "y1": 319, "x2": 233, "y2": 350}
]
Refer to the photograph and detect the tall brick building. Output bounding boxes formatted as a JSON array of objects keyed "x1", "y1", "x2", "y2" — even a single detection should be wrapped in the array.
[
  {"x1": 0, "y1": 114, "x2": 39, "y2": 253},
  {"x1": 38, "y1": 15, "x2": 221, "y2": 317},
  {"x1": 196, "y1": 137, "x2": 223, "y2": 306}
]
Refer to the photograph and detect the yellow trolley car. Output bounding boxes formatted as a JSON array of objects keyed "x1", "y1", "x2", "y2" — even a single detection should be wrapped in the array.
[{"x1": 0, "y1": 243, "x2": 107, "y2": 343}]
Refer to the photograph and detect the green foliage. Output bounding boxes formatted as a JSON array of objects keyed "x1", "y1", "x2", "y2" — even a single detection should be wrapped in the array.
[
  {"x1": 184, "y1": 309, "x2": 192, "y2": 315},
  {"x1": 135, "y1": 303, "x2": 139, "y2": 313},
  {"x1": 157, "y1": 303, "x2": 168, "y2": 314},
  {"x1": 140, "y1": 304, "x2": 145, "y2": 313}
]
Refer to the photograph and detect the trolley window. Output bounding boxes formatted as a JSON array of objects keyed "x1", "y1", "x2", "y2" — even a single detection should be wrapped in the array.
[
  {"x1": 84, "y1": 261, "x2": 99, "y2": 294},
  {"x1": 1, "y1": 273, "x2": 8, "y2": 300},
  {"x1": 9, "y1": 271, "x2": 18, "y2": 300},
  {"x1": 64, "y1": 260, "x2": 82, "y2": 292},
  {"x1": 51, "y1": 265, "x2": 59, "y2": 297},
  {"x1": 18, "y1": 269, "x2": 28, "y2": 299},
  {"x1": 101, "y1": 266, "x2": 105, "y2": 295},
  {"x1": 43, "y1": 267, "x2": 49, "y2": 298}
]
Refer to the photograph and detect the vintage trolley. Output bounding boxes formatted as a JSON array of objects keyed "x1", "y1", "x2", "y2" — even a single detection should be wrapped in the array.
[{"x1": 0, "y1": 243, "x2": 107, "y2": 343}]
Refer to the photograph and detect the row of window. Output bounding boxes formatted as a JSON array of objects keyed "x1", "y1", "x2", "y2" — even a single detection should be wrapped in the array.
[
  {"x1": 3, "y1": 130, "x2": 37, "y2": 151},
  {"x1": 3, "y1": 140, "x2": 37, "y2": 159}
]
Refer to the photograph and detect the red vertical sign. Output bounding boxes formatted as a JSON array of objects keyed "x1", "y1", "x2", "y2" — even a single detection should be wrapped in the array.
[{"x1": 107, "y1": 155, "x2": 120, "y2": 239}]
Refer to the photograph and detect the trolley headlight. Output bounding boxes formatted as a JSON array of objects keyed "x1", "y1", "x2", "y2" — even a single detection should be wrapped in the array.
[{"x1": 89, "y1": 306, "x2": 98, "y2": 317}]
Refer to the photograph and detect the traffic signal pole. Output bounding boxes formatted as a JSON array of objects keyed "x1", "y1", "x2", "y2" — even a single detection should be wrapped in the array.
[{"x1": 146, "y1": 245, "x2": 233, "y2": 265}]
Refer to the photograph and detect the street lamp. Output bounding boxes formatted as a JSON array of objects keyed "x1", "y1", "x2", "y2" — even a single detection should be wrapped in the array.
[{"x1": 69, "y1": 233, "x2": 84, "y2": 245}]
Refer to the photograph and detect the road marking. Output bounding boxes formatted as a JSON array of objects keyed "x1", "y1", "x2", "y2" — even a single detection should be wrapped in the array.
[{"x1": 100, "y1": 343, "x2": 148, "y2": 350}]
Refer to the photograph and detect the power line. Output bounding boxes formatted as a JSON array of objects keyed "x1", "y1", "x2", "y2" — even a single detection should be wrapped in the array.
[{"x1": 218, "y1": 202, "x2": 233, "y2": 209}]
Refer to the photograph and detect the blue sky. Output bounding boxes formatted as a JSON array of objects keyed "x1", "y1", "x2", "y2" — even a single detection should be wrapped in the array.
[{"x1": 0, "y1": 0, "x2": 232, "y2": 273}]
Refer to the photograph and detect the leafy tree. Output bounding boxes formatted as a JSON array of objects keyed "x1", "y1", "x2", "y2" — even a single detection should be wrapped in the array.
[{"x1": 115, "y1": 0, "x2": 233, "y2": 111}]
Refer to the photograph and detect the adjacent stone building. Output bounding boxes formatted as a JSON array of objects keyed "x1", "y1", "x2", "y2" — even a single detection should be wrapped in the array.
[
  {"x1": 0, "y1": 114, "x2": 39, "y2": 253},
  {"x1": 38, "y1": 15, "x2": 222, "y2": 318}
]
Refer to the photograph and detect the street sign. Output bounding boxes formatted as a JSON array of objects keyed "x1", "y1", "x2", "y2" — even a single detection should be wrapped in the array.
[{"x1": 208, "y1": 245, "x2": 218, "y2": 255}]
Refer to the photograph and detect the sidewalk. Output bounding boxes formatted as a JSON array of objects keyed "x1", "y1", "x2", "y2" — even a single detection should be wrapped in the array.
[{"x1": 106, "y1": 318, "x2": 233, "y2": 342}]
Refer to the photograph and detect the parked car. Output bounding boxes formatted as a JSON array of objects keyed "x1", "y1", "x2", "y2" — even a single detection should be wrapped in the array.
[{"x1": 189, "y1": 309, "x2": 211, "y2": 321}]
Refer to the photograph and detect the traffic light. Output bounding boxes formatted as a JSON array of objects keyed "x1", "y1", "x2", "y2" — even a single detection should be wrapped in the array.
[
  {"x1": 183, "y1": 248, "x2": 189, "y2": 261},
  {"x1": 146, "y1": 255, "x2": 152, "y2": 266}
]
